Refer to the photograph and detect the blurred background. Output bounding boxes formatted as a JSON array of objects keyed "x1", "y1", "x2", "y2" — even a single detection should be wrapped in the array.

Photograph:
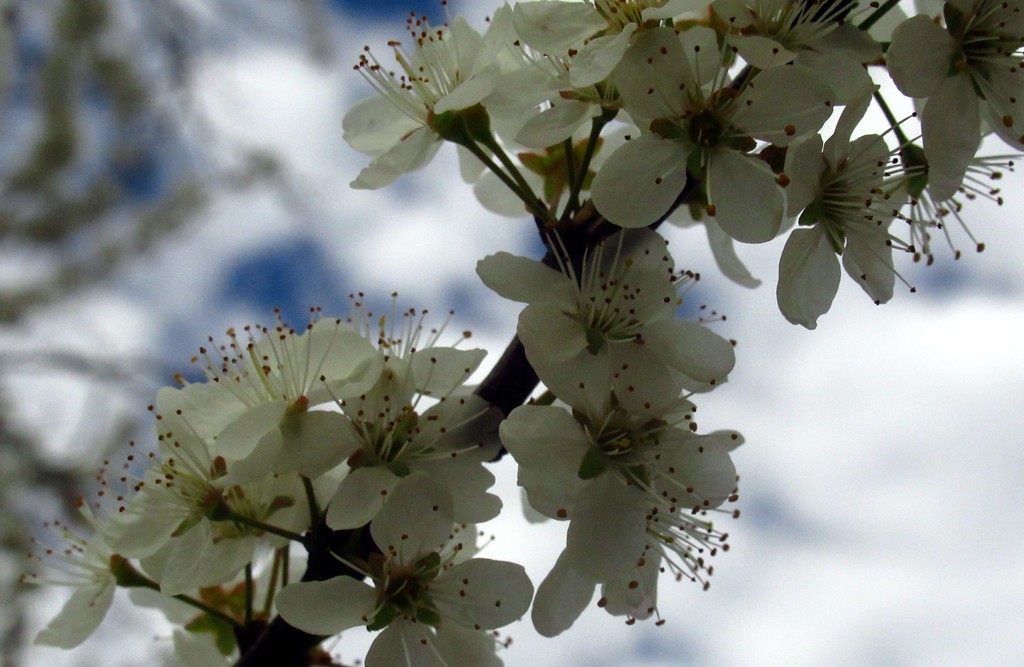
[{"x1": 2, "y1": 1, "x2": 1023, "y2": 666}]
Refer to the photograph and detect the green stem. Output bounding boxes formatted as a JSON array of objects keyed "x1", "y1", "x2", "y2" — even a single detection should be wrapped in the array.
[
  {"x1": 263, "y1": 548, "x2": 282, "y2": 616},
  {"x1": 112, "y1": 557, "x2": 244, "y2": 630},
  {"x1": 173, "y1": 594, "x2": 244, "y2": 630},
  {"x1": 244, "y1": 564, "x2": 254, "y2": 626},
  {"x1": 463, "y1": 140, "x2": 550, "y2": 221},
  {"x1": 226, "y1": 510, "x2": 309, "y2": 546},
  {"x1": 858, "y1": 0, "x2": 901, "y2": 32},
  {"x1": 563, "y1": 112, "x2": 612, "y2": 221},
  {"x1": 480, "y1": 135, "x2": 551, "y2": 220},
  {"x1": 301, "y1": 475, "x2": 320, "y2": 527},
  {"x1": 872, "y1": 89, "x2": 912, "y2": 146},
  {"x1": 563, "y1": 137, "x2": 577, "y2": 210}
]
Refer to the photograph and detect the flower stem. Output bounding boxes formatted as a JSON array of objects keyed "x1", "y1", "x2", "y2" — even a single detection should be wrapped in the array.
[
  {"x1": 858, "y1": 0, "x2": 901, "y2": 32},
  {"x1": 226, "y1": 510, "x2": 309, "y2": 546},
  {"x1": 244, "y1": 563, "x2": 254, "y2": 626},
  {"x1": 301, "y1": 475, "x2": 320, "y2": 527},
  {"x1": 872, "y1": 90, "x2": 912, "y2": 147},
  {"x1": 563, "y1": 109, "x2": 614, "y2": 221},
  {"x1": 112, "y1": 557, "x2": 244, "y2": 630}
]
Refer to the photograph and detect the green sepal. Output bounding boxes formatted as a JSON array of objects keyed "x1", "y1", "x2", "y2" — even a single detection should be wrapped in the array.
[
  {"x1": 185, "y1": 612, "x2": 238, "y2": 656},
  {"x1": 650, "y1": 117, "x2": 686, "y2": 141},
  {"x1": 367, "y1": 602, "x2": 398, "y2": 632},
  {"x1": 415, "y1": 551, "x2": 442, "y2": 582},
  {"x1": 798, "y1": 199, "x2": 823, "y2": 227},
  {"x1": 943, "y1": 1, "x2": 968, "y2": 39},
  {"x1": 578, "y1": 447, "x2": 608, "y2": 480},
  {"x1": 171, "y1": 513, "x2": 203, "y2": 538},
  {"x1": 427, "y1": 104, "x2": 493, "y2": 147},
  {"x1": 109, "y1": 554, "x2": 156, "y2": 589},
  {"x1": 827, "y1": 226, "x2": 847, "y2": 255},
  {"x1": 900, "y1": 143, "x2": 929, "y2": 199},
  {"x1": 415, "y1": 604, "x2": 443, "y2": 626}
]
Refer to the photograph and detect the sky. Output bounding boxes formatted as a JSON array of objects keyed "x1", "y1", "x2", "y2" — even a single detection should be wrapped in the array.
[{"x1": 8, "y1": 1, "x2": 1024, "y2": 666}]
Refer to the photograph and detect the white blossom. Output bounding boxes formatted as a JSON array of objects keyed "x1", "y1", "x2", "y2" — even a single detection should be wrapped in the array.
[
  {"x1": 22, "y1": 506, "x2": 117, "y2": 649},
  {"x1": 477, "y1": 228, "x2": 735, "y2": 415},
  {"x1": 500, "y1": 399, "x2": 741, "y2": 635},
  {"x1": 887, "y1": 0, "x2": 1024, "y2": 198},
  {"x1": 590, "y1": 26, "x2": 833, "y2": 239},
  {"x1": 277, "y1": 474, "x2": 533, "y2": 666},
  {"x1": 777, "y1": 100, "x2": 909, "y2": 328}
]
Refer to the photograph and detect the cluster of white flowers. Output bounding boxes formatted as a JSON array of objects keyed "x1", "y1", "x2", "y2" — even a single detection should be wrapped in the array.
[{"x1": 27, "y1": 0, "x2": 1022, "y2": 664}]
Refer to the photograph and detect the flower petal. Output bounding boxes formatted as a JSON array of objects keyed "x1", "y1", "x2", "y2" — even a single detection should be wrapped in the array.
[
  {"x1": 275, "y1": 577, "x2": 378, "y2": 635},
  {"x1": 777, "y1": 226, "x2": 841, "y2": 329},
  {"x1": 433, "y1": 558, "x2": 534, "y2": 629}
]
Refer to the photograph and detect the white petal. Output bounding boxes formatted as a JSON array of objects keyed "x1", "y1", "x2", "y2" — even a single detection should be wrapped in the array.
[
  {"x1": 419, "y1": 460, "x2": 502, "y2": 524},
  {"x1": 325, "y1": 466, "x2": 401, "y2": 530},
  {"x1": 35, "y1": 580, "x2": 115, "y2": 648},
  {"x1": 777, "y1": 226, "x2": 841, "y2": 329},
  {"x1": 433, "y1": 559, "x2": 534, "y2": 629},
  {"x1": 599, "y1": 552, "x2": 661, "y2": 619},
  {"x1": 643, "y1": 319, "x2": 736, "y2": 386},
  {"x1": 591, "y1": 136, "x2": 690, "y2": 228},
  {"x1": 351, "y1": 126, "x2": 442, "y2": 190},
  {"x1": 568, "y1": 26, "x2": 636, "y2": 88},
  {"x1": 410, "y1": 347, "x2": 486, "y2": 397},
  {"x1": 435, "y1": 73, "x2": 497, "y2": 114},
  {"x1": 921, "y1": 75, "x2": 981, "y2": 200},
  {"x1": 783, "y1": 134, "x2": 826, "y2": 216},
  {"x1": 343, "y1": 95, "x2": 423, "y2": 156},
  {"x1": 512, "y1": 1, "x2": 607, "y2": 55},
  {"x1": 728, "y1": 34, "x2": 796, "y2": 69},
  {"x1": 366, "y1": 623, "x2": 442, "y2": 667},
  {"x1": 705, "y1": 218, "x2": 761, "y2": 288},
  {"x1": 433, "y1": 624, "x2": 502, "y2": 667},
  {"x1": 794, "y1": 50, "x2": 875, "y2": 107},
  {"x1": 708, "y1": 150, "x2": 783, "y2": 243},
  {"x1": 158, "y1": 524, "x2": 256, "y2": 596},
  {"x1": 371, "y1": 473, "x2": 453, "y2": 563},
  {"x1": 515, "y1": 100, "x2": 599, "y2": 148},
  {"x1": 500, "y1": 405, "x2": 590, "y2": 518},
  {"x1": 215, "y1": 400, "x2": 286, "y2": 460},
  {"x1": 531, "y1": 549, "x2": 595, "y2": 637},
  {"x1": 711, "y1": 0, "x2": 752, "y2": 25},
  {"x1": 663, "y1": 433, "x2": 739, "y2": 508},
  {"x1": 306, "y1": 324, "x2": 384, "y2": 401},
  {"x1": 275, "y1": 578, "x2": 378, "y2": 635},
  {"x1": 565, "y1": 475, "x2": 647, "y2": 580},
  {"x1": 733, "y1": 66, "x2": 833, "y2": 145},
  {"x1": 277, "y1": 411, "x2": 357, "y2": 478},
  {"x1": 843, "y1": 226, "x2": 896, "y2": 305},
  {"x1": 156, "y1": 383, "x2": 244, "y2": 442},
  {"x1": 886, "y1": 15, "x2": 957, "y2": 98},
  {"x1": 476, "y1": 252, "x2": 566, "y2": 303}
]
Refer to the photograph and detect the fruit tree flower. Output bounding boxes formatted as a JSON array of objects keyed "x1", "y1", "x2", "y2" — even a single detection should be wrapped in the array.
[
  {"x1": 591, "y1": 25, "x2": 833, "y2": 240},
  {"x1": 777, "y1": 99, "x2": 909, "y2": 328},
  {"x1": 344, "y1": 11, "x2": 510, "y2": 189},
  {"x1": 276, "y1": 473, "x2": 534, "y2": 666},
  {"x1": 477, "y1": 228, "x2": 735, "y2": 416},
  {"x1": 22, "y1": 506, "x2": 117, "y2": 649},
  {"x1": 324, "y1": 301, "x2": 503, "y2": 530},
  {"x1": 168, "y1": 314, "x2": 382, "y2": 483},
  {"x1": 886, "y1": 0, "x2": 1024, "y2": 199},
  {"x1": 711, "y1": 0, "x2": 879, "y2": 103},
  {"x1": 500, "y1": 397, "x2": 741, "y2": 635}
]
